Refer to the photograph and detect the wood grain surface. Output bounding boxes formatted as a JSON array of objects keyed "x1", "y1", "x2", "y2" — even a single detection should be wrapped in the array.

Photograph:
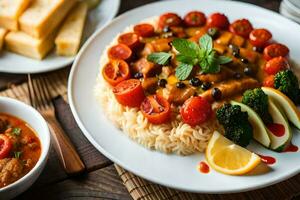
[{"x1": 0, "y1": 0, "x2": 291, "y2": 199}]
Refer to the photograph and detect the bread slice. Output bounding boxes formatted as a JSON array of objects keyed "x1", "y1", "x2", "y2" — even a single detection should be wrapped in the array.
[
  {"x1": 55, "y1": 2, "x2": 88, "y2": 56},
  {"x1": 5, "y1": 31, "x2": 56, "y2": 60},
  {"x1": 19, "y1": 0, "x2": 76, "y2": 39},
  {"x1": 0, "y1": 28, "x2": 8, "y2": 50},
  {"x1": 0, "y1": 0, "x2": 31, "y2": 31}
]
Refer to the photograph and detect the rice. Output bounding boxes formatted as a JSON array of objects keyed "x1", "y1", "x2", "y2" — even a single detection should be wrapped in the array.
[{"x1": 94, "y1": 17, "x2": 221, "y2": 155}]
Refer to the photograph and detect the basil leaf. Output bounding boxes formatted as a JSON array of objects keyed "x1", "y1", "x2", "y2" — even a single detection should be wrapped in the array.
[
  {"x1": 147, "y1": 52, "x2": 172, "y2": 65},
  {"x1": 176, "y1": 54, "x2": 198, "y2": 65},
  {"x1": 199, "y1": 34, "x2": 213, "y2": 52},
  {"x1": 175, "y1": 63, "x2": 193, "y2": 80},
  {"x1": 12, "y1": 127, "x2": 21, "y2": 136},
  {"x1": 218, "y1": 56, "x2": 232, "y2": 64},
  {"x1": 172, "y1": 38, "x2": 200, "y2": 58}
]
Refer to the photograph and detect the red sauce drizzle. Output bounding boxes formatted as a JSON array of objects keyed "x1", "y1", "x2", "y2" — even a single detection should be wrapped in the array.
[
  {"x1": 258, "y1": 154, "x2": 276, "y2": 165},
  {"x1": 267, "y1": 123, "x2": 285, "y2": 137},
  {"x1": 284, "y1": 143, "x2": 299, "y2": 152},
  {"x1": 198, "y1": 161, "x2": 209, "y2": 174}
]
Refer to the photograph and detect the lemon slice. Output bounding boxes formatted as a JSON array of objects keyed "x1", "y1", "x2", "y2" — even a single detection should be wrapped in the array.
[{"x1": 206, "y1": 131, "x2": 261, "y2": 175}]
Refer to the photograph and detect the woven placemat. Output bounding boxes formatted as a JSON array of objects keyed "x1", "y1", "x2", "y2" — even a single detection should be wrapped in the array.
[{"x1": 1, "y1": 69, "x2": 300, "y2": 200}]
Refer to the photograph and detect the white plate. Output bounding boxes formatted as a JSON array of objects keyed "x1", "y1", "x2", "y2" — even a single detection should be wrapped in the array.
[
  {"x1": 0, "y1": 0, "x2": 120, "y2": 74},
  {"x1": 68, "y1": 0, "x2": 300, "y2": 193}
]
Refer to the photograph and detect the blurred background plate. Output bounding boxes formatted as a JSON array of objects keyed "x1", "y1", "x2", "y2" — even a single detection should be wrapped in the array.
[{"x1": 0, "y1": 0, "x2": 120, "y2": 74}]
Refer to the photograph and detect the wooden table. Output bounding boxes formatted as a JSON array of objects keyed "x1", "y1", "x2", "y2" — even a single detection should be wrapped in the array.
[{"x1": 0, "y1": 0, "x2": 287, "y2": 199}]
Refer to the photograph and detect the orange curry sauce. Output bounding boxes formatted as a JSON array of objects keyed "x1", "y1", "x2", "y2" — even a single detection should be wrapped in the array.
[{"x1": 0, "y1": 113, "x2": 41, "y2": 188}]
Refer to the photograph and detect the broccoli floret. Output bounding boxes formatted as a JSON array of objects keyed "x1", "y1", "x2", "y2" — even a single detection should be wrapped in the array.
[
  {"x1": 216, "y1": 104, "x2": 253, "y2": 147},
  {"x1": 274, "y1": 69, "x2": 300, "y2": 104},
  {"x1": 242, "y1": 88, "x2": 273, "y2": 124}
]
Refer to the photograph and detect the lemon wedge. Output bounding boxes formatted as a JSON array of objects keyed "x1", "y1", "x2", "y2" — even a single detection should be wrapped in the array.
[{"x1": 206, "y1": 131, "x2": 261, "y2": 175}]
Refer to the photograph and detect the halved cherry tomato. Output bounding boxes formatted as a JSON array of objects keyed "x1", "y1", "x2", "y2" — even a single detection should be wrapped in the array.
[
  {"x1": 264, "y1": 56, "x2": 289, "y2": 75},
  {"x1": 180, "y1": 96, "x2": 212, "y2": 126},
  {"x1": 184, "y1": 11, "x2": 206, "y2": 27},
  {"x1": 263, "y1": 75, "x2": 275, "y2": 88},
  {"x1": 108, "y1": 44, "x2": 132, "y2": 60},
  {"x1": 249, "y1": 28, "x2": 272, "y2": 47},
  {"x1": 118, "y1": 33, "x2": 141, "y2": 49},
  {"x1": 158, "y1": 12, "x2": 182, "y2": 30},
  {"x1": 140, "y1": 95, "x2": 171, "y2": 124},
  {"x1": 113, "y1": 79, "x2": 145, "y2": 107},
  {"x1": 263, "y1": 43, "x2": 289, "y2": 61},
  {"x1": 102, "y1": 60, "x2": 130, "y2": 86},
  {"x1": 134, "y1": 23, "x2": 155, "y2": 37},
  {"x1": 229, "y1": 19, "x2": 253, "y2": 38},
  {"x1": 0, "y1": 134, "x2": 12, "y2": 159},
  {"x1": 207, "y1": 13, "x2": 229, "y2": 30}
]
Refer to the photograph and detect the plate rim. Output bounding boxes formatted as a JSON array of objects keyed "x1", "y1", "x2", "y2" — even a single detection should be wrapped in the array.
[
  {"x1": 0, "y1": 0, "x2": 121, "y2": 74},
  {"x1": 68, "y1": 0, "x2": 300, "y2": 193}
]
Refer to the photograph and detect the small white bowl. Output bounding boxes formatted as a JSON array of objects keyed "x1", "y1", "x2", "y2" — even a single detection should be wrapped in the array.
[{"x1": 0, "y1": 97, "x2": 50, "y2": 199}]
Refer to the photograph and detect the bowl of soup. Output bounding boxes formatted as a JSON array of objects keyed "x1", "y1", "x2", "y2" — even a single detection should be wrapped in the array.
[{"x1": 0, "y1": 97, "x2": 50, "y2": 199}]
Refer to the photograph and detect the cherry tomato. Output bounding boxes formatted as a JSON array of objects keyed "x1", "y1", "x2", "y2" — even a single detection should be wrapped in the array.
[
  {"x1": 134, "y1": 23, "x2": 155, "y2": 37},
  {"x1": 0, "y1": 134, "x2": 12, "y2": 159},
  {"x1": 249, "y1": 28, "x2": 272, "y2": 47},
  {"x1": 158, "y1": 12, "x2": 182, "y2": 30},
  {"x1": 207, "y1": 13, "x2": 229, "y2": 30},
  {"x1": 118, "y1": 33, "x2": 141, "y2": 49},
  {"x1": 264, "y1": 56, "x2": 289, "y2": 75},
  {"x1": 263, "y1": 43, "x2": 289, "y2": 61},
  {"x1": 263, "y1": 75, "x2": 275, "y2": 88},
  {"x1": 140, "y1": 95, "x2": 171, "y2": 124},
  {"x1": 184, "y1": 11, "x2": 206, "y2": 27},
  {"x1": 108, "y1": 44, "x2": 132, "y2": 60},
  {"x1": 102, "y1": 60, "x2": 130, "y2": 86},
  {"x1": 180, "y1": 96, "x2": 213, "y2": 126},
  {"x1": 113, "y1": 79, "x2": 145, "y2": 107},
  {"x1": 229, "y1": 19, "x2": 253, "y2": 38}
]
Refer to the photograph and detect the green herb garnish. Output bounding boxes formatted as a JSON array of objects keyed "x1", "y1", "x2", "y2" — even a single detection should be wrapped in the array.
[
  {"x1": 11, "y1": 127, "x2": 21, "y2": 136},
  {"x1": 147, "y1": 52, "x2": 172, "y2": 65},
  {"x1": 174, "y1": 34, "x2": 232, "y2": 79},
  {"x1": 14, "y1": 151, "x2": 22, "y2": 159}
]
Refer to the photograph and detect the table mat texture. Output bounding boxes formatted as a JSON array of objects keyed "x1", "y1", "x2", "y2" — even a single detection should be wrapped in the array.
[{"x1": 1, "y1": 69, "x2": 300, "y2": 200}]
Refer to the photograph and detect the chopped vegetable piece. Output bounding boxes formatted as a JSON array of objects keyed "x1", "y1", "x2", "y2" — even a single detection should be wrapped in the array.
[
  {"x1": 263, "y1": 43, "x2": 289, "y2": 61},
  {"x1": 184, "y1": 11, "x2": 206, "y2": 27},
  {"x1": 180, "y1": 96, "x2": 213, "y2": 126},
  {"x1": 264, "y1": 56, "x2": 289, "y2": 75},
  {"x1": 108, "y1": 44, "x2": 132, "y2": 60},
  {"x1": 113, "y1": 79, "x2": 145, "y2": 107},
  {"x1": 207, "y1": 13, "x2": 229, "y2": 30},
  {"x1": 229, "y1": 19, "x2": 253, "y2": 38},
  {"x1": 102, "y1": 60, "x2": 130, "y2": 86},
  {"x1": 249, "y1": 28, "x2": 272, "y2": 47},
  {"x1": 158, "y1": 12, "x2": 182, "y2": 30},
  {"x1": 141, "y1": 95, "x2": 171, "y2": 124},
  {"x1": 0, "y1": 134, "x2": 12, "y2": 159}
]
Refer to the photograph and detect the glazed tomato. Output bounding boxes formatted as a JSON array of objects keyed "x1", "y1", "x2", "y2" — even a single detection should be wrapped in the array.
[
  {"x1": 108, "y1": 44, "x2": 132, "y2": 60},
  {"x1": 102, "y1": 60, "x2": 130, "y2": 86},
  {"x1": 184, "y1": 11, "x2": 206, "y2": 27},
  {"x1": 0, "y1": 135, "x2": 12, "y2": 159},
  {"x1": 207, "y1": 13, "x2": 229, "y2": 30},
  {"x1": 249, "y1": 28, "x2": 272, "y2": 47},
  {"x1": 180, "y1": 96, "x2": 212, "y2": 126},
  {"x1": 263, "y1": 43, "x2": 289, "y2": 61},
  {"x1": 264, "y1": 56, "x2": 289, "y2": 75},
  {"x1": 263, "y1": 75, "x2": 275, "y2": 88},
  {"x1": 229, "y1": 19, "x2": 253, "y2": 38},
  {"x1": 134, "y1": 23, "x2": 155, "y2": 37},
  {"x1": 158, "y1": 12, "x2": 182, "y2": 29},
  {"x1": 140, "y1": 95, "x2": 171, "y2": 124},
  {"x1": 113, "y1": 79, "x2": 145, "y2": 107},
  {"x1": 118, "y1": 33, "x2": 141, "y2": 49}
]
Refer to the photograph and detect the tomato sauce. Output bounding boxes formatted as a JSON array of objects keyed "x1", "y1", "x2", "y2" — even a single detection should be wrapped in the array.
[
  {"x1": 198, "y1": 161, "x2": 210, "y2": 173},
  {"x1": 258, "y1": 154, "x2": 276, "y2": 165},
  {"x1": 0, "y1": 113, "x2": 41, "y2": 188},
  {"x1": 284, "y1": 143, "x2": 298, "y2": 152},
  {"x1": 267, "y1": 123, "x2": 285, "y2": 137}
]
